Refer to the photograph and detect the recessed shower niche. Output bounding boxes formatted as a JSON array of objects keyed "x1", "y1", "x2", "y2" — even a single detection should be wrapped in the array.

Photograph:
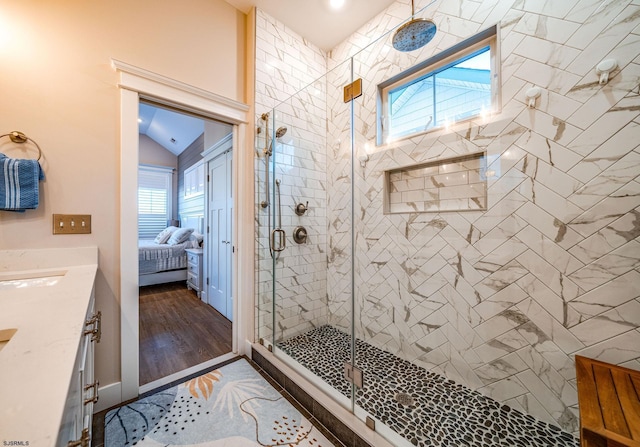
[{"x1": 384, "y1": 151, "x2": 487, "y2": 214}]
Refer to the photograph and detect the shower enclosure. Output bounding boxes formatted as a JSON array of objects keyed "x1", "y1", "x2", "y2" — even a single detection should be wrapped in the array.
[
  {"x1": 255, "y1": 36, "x2": 462, "y2": 446},
  {"x1": 255, "y1": 4, "x2": 582, "y2": 447},
  {"x1": 255, "y1": 47, "x2": 378, "y2": 428}
]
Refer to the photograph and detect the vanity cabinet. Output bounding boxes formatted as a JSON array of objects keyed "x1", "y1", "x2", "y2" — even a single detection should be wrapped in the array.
[
  {"x1": 57, "y1": 290, "x2": 101, "y2": 447},
  {"x1": 0, "y1": 247, "x2": 98, "y2": 447}
]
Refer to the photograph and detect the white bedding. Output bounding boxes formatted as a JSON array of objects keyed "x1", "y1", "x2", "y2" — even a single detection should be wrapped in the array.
[
  {"x1": 138, "y1": 240, "x2": 191, "y2": 275},
  {"x1": 138, "y1": 240, "x2": 191, "y2": 261},
  {"x1": 138, "y1": 215, "x2": 203, "y2": 285}
]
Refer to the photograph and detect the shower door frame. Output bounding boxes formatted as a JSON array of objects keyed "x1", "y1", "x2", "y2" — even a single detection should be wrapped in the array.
[
  {"x1": 264, "y1": 48, "x2": 422, "y2": 447},
  {"x1": 266, "y1": 56, "x2": 360, "y2": 416}
]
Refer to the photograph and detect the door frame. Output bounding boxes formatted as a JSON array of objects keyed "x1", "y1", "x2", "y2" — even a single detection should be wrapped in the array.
[{"x1": 113, "y1": 59, "x2": 252, "y2": 403}]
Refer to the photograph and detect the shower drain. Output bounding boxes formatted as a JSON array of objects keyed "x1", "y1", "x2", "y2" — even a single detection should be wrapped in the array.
[{"x1": 394, "y1": 392, "x2": 415, "y2": 406}]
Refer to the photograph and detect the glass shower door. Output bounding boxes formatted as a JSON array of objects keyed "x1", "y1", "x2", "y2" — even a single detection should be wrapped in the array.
[
  {"x1": 268, "y1": 57, "x2": 357, "y2": 411},
  {"x1": 350, "y1": 23, "x2": 429, "y2": 447}
]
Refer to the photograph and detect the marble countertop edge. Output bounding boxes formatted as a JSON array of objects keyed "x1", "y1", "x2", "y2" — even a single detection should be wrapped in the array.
[{"x1": 0, "y1": 247, "x2": 99, "y2": 446}]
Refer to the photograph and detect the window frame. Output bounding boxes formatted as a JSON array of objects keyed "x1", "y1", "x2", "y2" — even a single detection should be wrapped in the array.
[
  {"x1": 138, "y1": 164, "x2": 174, "y2": 240},
  {"x1": 377, "y1": 25, "x2": 500, "y2": 146},
  {"x1": 184, "y1": 160, "x2": 205, "y2": 199}
]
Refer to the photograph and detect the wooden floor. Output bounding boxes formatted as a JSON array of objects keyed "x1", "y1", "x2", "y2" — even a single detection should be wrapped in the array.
[{"x1": 139, "y1": 281, "x2": 232, "y2": 385}]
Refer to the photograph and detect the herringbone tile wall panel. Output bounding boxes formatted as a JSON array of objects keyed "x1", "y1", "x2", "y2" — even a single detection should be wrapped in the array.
[{"x1": 255, "y1": 0, "x2": 640, "y2": 435}]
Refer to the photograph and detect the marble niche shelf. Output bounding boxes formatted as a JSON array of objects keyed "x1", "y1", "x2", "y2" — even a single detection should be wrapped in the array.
[{"x1": 384, "y1": 152, "x2": 488, "y2": 214}]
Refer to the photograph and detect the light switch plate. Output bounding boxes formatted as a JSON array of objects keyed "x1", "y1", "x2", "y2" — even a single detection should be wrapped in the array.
[{"x1": 52, "y1": 214, "x2": 92, "y2": 234}]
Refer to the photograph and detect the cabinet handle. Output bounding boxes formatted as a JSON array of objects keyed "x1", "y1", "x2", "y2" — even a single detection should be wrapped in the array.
[
  {"x1": 84, "y1": 311, "x2": 102, "y2": 343},
  {"x1": 67, "y1": 427, "x2": 90, "y2": 447},
  {"x1": 84, "y1": 380, "x2": 99, "y2": 405}
]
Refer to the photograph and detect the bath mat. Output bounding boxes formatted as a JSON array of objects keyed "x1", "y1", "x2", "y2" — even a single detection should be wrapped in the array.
[{"x1": 105, "y1": 358, "x2": 334, "y2": 447}]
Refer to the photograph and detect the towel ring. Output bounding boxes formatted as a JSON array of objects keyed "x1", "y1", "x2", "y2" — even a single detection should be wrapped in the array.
[{"x1": 0, "y1": 131, "x2": 42, "y2": 161}]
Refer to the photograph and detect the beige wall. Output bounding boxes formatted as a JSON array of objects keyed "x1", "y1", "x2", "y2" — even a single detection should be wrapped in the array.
[
  {"x1": 0, "y1": 0, "x2": 246, "y2": 387},
  {"x1": 139, "y1": 135, "x2": 178, "y2": 169},
  {"x1": 204, "y1": 121, "x2": 233, "y2": 151},
  {"x1": 139, "y1": 134, "x2": 178, "y2": 219}
]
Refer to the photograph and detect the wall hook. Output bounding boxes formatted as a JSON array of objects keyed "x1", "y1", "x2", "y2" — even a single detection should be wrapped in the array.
[
  {"x1": 596, "y1": 59, "x2": 617, "y2": 84},
  {"x1": 525, "y1": 86, "x2": 541, "y2": 108}
]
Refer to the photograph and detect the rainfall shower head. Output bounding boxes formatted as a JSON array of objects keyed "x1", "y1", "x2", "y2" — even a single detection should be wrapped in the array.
[
  {"x1": 392, "y1": 0, "x2": 436, "y2": 52},
  {"x1": 266, "y1": 126, "x2": 288, "y2": 155}
]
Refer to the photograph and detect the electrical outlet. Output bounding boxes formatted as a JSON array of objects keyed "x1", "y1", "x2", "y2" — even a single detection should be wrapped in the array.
[{"x1": 52, "y1": 214, "x2": 92, "y2": 234}]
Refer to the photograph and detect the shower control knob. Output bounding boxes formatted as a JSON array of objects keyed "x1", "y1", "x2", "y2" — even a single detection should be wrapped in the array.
[
  {"x1": 295, "y1": 201, "x2": 309, "y2": 216},
  {"x1": 293, "y1": 226, "x2": 308, "y2": 244}
]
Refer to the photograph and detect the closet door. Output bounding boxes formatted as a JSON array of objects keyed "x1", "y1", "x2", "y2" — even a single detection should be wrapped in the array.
[{"x1": 207, "y1": 153, "x2": 228, "y2": 317}]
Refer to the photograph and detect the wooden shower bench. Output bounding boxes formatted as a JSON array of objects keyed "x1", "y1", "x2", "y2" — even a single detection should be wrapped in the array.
[{"x1": 575, "y1": 355, "x2": 640, "y2": 447}]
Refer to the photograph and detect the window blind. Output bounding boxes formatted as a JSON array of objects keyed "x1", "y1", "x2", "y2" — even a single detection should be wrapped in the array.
[{"x1": 138, "y1": 165, "x2": 173, "y2": 239}]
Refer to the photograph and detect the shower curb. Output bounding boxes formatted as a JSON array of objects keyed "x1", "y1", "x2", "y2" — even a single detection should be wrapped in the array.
[{"x1": 251, "y1": 344, "x2": 395, "y2": 447}]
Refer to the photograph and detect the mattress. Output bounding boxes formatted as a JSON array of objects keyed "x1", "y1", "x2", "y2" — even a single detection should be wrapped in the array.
[{"x1": 138, "y1": 240, "x2": 189, "y2": 275}]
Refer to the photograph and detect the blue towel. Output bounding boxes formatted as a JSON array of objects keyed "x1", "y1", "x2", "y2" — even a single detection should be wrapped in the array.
[{"x1": 0, "y1": 153, "x2": 44, "y2": 212}]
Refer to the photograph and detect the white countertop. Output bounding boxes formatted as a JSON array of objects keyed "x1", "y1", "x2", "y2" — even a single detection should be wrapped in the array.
[{"x1": 0, "y1": 247, "x2": 98, "y2": 447}]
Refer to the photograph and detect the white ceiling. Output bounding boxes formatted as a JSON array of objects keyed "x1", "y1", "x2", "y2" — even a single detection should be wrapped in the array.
[
  {"x1": 225, "y1": 0, "x2": 398, "y2": 51},
  {"x1": 139, "y1": 104, "x2": 205, "y2": 155}
]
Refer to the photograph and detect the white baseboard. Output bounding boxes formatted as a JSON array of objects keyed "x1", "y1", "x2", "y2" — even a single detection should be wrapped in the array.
[
  {"x1": 94, "y1": 381, "x2": 122, "y2": 413},
  {"x1": 244, "y1": 339, "x2": 253, "y2": 358}
]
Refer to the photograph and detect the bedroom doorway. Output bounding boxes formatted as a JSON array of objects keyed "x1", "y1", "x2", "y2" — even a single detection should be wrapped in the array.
[
  {"x1": 138, "y1": 101, "x2": 233, "y2": 390},
  {"x1": 136, "y1": 101, "x2": 236, "y2": 391},
  {"x1": 116, "y1": 59, "x2": 252, "y2": 408}
]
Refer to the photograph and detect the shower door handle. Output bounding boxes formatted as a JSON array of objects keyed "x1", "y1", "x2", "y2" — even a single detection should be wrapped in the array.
[{"x1": 270, "y1": 228, "x2": 286, "y2": 253}]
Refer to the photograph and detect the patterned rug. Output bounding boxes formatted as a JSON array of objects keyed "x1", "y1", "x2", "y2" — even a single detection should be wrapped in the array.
[{"x1": 105, "y1": 358, "x2": 334, "y2": 447}]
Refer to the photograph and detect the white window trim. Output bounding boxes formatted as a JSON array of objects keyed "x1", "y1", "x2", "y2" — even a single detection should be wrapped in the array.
[
  {"x1": 377, "y1": 25, "x2": 500, "y2": 146},
  {"x1": 138, "y1": 164, "x2": 174, "y2": 239}
]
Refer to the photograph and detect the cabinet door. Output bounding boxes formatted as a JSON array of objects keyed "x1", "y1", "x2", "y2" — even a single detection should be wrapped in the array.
[
  {"x1": 57, "y1": 294, "x2": 97, "y2": 447},
  {"x1": 207, "y1": 154, "x2": 228, "y2": 317},
  {"x1": 80, "y1": 300, "x2": 96, "y2": 441},
  {"x1": 57, "y1": 347, "x2": 83, "y2": 445}
]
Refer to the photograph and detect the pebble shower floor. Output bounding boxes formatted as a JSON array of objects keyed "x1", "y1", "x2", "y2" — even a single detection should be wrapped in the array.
[{"x1": 277, "y1": 325, "x2": 580, "y2": 447}]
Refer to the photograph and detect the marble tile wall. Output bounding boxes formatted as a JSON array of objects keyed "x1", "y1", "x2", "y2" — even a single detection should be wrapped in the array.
[
  {"x1": 254, "y1": 0, "x2": 640, "y2": 437},
  {"x1": 254, "y1": 10, "x2": 329, "y2": 343},
  {"x1": 324, "y1": 0, "x2": 640, "y2": 434}
]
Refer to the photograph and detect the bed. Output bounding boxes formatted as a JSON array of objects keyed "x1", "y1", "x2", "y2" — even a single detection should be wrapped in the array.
[{"x1": 138, "y1": 214, "x2": 204, "y2": 287}]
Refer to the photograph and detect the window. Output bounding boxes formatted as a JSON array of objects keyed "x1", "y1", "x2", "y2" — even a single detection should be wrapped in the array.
[
  {"x1": 138, "y1": 165, "x2": 173, "y2": 239},
  {"x1": 184, "y1": 161, "x2": 204, "y2": 198},
  {"x1": 378, "y1": 26, "x2": 498, "y2": 145}
]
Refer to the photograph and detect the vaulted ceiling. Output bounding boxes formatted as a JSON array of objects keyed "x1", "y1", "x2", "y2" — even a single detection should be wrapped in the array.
[
  {"x1": 224, "y1": 0, "x2": 398, "y2": 51},
  {"x1": 138, "y1": 104, "x2": 205, "y2": 155}
]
